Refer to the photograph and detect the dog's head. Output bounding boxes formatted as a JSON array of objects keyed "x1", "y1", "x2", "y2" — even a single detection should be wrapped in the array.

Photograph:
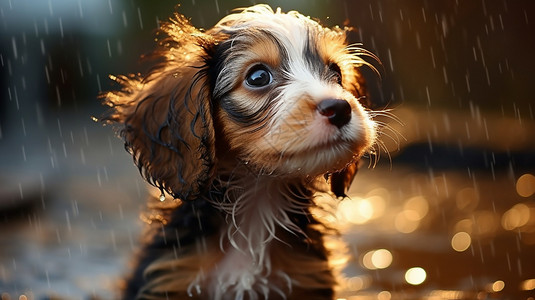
[{"x1": 103, "y1": 5, "x2": 379, "y2": 201}]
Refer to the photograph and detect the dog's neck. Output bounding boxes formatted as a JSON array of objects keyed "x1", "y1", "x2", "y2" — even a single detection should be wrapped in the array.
[{"x1": 204, "y1": 163, "x2": 319, "y2": 298}]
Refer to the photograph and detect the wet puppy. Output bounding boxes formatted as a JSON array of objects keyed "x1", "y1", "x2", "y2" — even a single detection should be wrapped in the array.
[{"x1": 103, "y1": 4, "x2": 379, "y2": 299}]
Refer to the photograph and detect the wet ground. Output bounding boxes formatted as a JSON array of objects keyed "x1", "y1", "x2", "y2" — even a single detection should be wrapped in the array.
[{"x1": 1, "y1": 105, "x2": 534, "y2": 300}]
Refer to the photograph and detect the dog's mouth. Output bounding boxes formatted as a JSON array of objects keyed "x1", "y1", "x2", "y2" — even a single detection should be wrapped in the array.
[{"x1": 247, "y1": 138, "x2": 359, "y2": 176}]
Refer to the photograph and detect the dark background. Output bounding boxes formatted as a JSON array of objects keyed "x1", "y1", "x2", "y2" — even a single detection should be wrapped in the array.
[{"x1": 1, "y1": 1, "x2": 534, "y2": 299}]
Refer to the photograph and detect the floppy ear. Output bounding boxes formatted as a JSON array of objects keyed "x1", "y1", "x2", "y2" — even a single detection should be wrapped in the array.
[{"x1": 102, "y1": 16, "x2": 216, "y2": 201}]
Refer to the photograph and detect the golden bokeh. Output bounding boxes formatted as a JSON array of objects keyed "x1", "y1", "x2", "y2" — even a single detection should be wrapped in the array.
[
  {"x1": 516, "y1": 174, "x2": 535, "y2": 197},
  {"x1": 377, "y1": 291, "x2": 392, "y2": 300},
  {"x1": 362, "y1": 249, "x2": 393, "y2": 270},
  {"x1": 501, "y1": 203, "x2": 531, "y2": 231},
  {"x1": 404, "y1": 196, "x2": 429, "y2": 220},
  {"x1": 451, "y1": 231, "x2": 472, "y2": 252},
  {"x1": 405, "y1": 267, "x2": 427, "y2": 285},
  {"x1": 521, "y1": 278, "x2": 535, "y2": 291},
  {"x1": 491, "y1": 280, "x2": 505, "y2": 292},
  {"x1": 394, "y1": 210, "x2": 420, "y2": 233},
  {"x1": 456, "y1": 187, "x2": 479, "y2": 212}
]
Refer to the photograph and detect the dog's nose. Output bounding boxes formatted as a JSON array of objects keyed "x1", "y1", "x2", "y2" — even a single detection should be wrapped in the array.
[{"x1": 317, "y1": 99, "x2": 352, "y2": 128}]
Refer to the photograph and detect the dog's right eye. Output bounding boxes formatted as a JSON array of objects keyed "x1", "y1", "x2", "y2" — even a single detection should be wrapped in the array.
[{"x1": 245, "y1": 65, "x2": 273, "y2": 88}]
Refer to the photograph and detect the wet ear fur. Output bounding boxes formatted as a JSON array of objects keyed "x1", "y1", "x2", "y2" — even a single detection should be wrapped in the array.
[{"x1": 101, "y1": 15, "x2": 217, "y2": 201}]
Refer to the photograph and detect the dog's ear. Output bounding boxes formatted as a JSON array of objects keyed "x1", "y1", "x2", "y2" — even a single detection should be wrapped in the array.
[
  {"x1": 329, "y1": 161, "x2": 359, "y2": 198},
  {"x1": 102, "y1": 16, "x2": 217, "y2": 201}
]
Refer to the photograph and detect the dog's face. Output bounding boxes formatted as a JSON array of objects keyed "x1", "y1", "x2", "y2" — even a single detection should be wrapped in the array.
[
  {"x1": 103, "y1": 5, "x2": 378, "y2": 200},
  {"x1": 210, "y1": 8, "x2": 377, "y2": 176}
]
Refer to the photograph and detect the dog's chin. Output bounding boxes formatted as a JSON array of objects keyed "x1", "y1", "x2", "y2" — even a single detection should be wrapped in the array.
[{"x1": 257, "y1": 141, "x2": 363, "y2": 177}]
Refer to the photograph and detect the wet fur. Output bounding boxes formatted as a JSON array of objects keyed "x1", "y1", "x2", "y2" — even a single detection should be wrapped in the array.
[{"x1": 102, "y1": 5, "x2": 379, "y2": 300}]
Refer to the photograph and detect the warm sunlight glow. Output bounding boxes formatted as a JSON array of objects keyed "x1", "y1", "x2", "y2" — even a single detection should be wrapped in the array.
[{"x1": 339, "y1": 197, "x2": 374, "y2": 224}]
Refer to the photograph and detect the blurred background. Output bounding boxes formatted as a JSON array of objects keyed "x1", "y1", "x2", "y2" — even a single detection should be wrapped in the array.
[{"x1": 1, "y1": 0, "x2": 534, "y2": 299}]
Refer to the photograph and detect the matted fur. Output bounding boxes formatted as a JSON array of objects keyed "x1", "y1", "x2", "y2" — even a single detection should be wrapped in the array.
[{"x1": 102, "y1": 4, "x2": 380, "y2": 300}]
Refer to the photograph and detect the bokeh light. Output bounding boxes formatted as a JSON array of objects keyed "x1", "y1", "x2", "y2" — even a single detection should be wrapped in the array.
[
  {"x1": 346, "y1": 275, "x2": 372, "y2": 291},
  {"x1": 516, "y1": 174, "x2": 535, "y2": 197},
  {"x1": 451, "y1": 231, "x2": 471, "y2": 252},
  {"x1": 491, "y1": 280, "x2": 505, "y2": 292},
  {"x1": 521, "y1": 279, "x2": 535, "y2": 291},
  {"x1": 454, "y1": 219, "x2": 474, "y2": 235},
  {"x1": 362, "y1": 249, "x2": 393, "y2": 270},
  {"x1": 502, "y1": 203, "x2": 531, "y2": 231},
  {"x1": 405, "y1": 267, "x2": 427, "y2": 285},
  {"x1": 377, "y1": 291, "x2": 392, "y2": 300},
  {"x1": 394, "y1": 210, "x2": 420, "y2": 233},
  {"x1": 456, "y1": 187, "x2": 479, "y2": 212},
  {"x1": 404, "y1": 196, "x2": 429, "y2": 220},
  {"x1": 339, "y1": 197, "x2": 374, "y2": 224}
]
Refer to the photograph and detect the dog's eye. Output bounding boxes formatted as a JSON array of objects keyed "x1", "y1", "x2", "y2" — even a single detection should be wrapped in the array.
[
  {"x1": 245, "y1": 65, "x2": 273, "y2": 88},
  {"x1": 329, "y1": 63, "x2": 342, "y2": 85}
]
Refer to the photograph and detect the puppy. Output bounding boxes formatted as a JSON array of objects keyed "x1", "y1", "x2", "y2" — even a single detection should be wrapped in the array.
[{"x1": 102, "y1": 4, "x2": 379, "y2": 300}]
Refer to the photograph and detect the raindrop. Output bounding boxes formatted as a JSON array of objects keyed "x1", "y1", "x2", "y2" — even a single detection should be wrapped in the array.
[
  {"x1": 83, "y1": 126, "x2": 89, "y2": 145},
  {"x1": 429, "y1": 46, "x2": 436, "y2": 69},
  {"x1": 56, "y1": 228, "x2": 62, "y2": 243},
  {"x1": 421, "y1": 7, "x2": 427, "y2": 23},
  {"x1": 78, "y1": 0, "x2": 83, "y2": 19},
  {"x1": 65, "y1": 210, "x2": 71, "y2": 233},
  {"x1": 77, "y1": 53, "x2": 84, "y2": 77},
  {"x1": 137, "y1": 7, "x2": 144, "y2": 29},
  {"x1": 117, "y1": 39, "x2": 123, "y2": 55},
  {"x1": 80, "y1": 147, "x2": 86, "y2": 164},
  {"x1": 106, "y1": 39, "x2": 112, "y2": 57},
  {"x1": 71, "y1": 199, "x2": 79, "y2": 216},
  {"x1": 111, "y1": 230, "x2": 117, "y2": 251},
  {"x1": 48, "y1": 0, "x2": 53, "y2": 16},
  {"x1": 385, "y1": 48, "x2": 394, "y2": 72},
  {"x1": 122, "y1": 10, "x2": 128, "y2": 28},
  {"x1": 11, "y1": 36, "x2": 18, "y2": 59},
  {"x1": 21, "y1": 117, "x2": 26, "y2": 136},
  {"x1": 59, "y1": 17, "x2": 64, "y2": 38},
  {"x1": 21, "y1": 145, "x2": 26, "y2": 161},
  {"x1": 465, "y1": 72, "x2": 471, "y2": 93},
  {"x1": 55, "y1": 85, "x2": 61, "y2": 106},
  {"x1": 96, "y1": 73, "x2": 102, "y2": 92},
  {"x1": 40, "y1": 39, "x2": 45, "y2": 55},
  {"x1": 214, "y1": 0, "x2": 220, "y2": 14},
  {"x1": 18, "y1": 182, "x2": 23, "y2": 199},
  {"x1": 45, "y1": 65, "x2": 51, "y2": 84}
]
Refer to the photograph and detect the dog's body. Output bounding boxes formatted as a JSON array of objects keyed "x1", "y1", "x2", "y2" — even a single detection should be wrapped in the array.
[{"x1": 103, "y1": 5, "x2": 379, "y2": 299}]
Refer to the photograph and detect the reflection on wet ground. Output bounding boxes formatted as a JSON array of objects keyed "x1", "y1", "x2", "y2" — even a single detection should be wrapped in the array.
[
  {"x1": 338, "y1": 166, "x2": 535, "y2": 299},
  {"x1": 0, "y1": 106, "x2": 534, "y2": 299}
]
